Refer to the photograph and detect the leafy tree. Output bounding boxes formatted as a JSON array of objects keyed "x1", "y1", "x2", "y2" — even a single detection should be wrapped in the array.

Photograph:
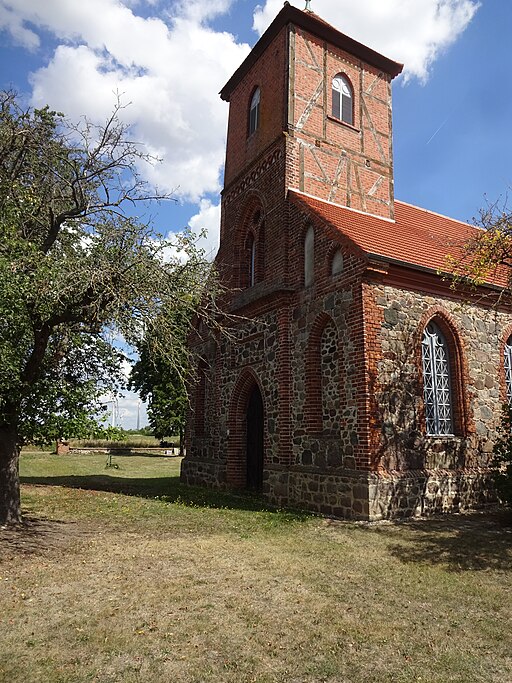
[
  {"x1": 448, "y1": 200, "x2": 512, "y2": 505},
  {"x1": 447, "y1": 200, "x2": 512, "y2": 291},
  {"x1": 130, "y1": 311, "x2": 191, "y2": 453},
  {"x1": 0, "y1": 91, "x2": 216, "y2": 525},
  {"x1": 20, "y1": 332, "x2": 124, "y2": 447}
]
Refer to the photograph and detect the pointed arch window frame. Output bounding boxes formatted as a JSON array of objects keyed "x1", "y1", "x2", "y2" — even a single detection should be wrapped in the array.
[{"x1": 421, "y1": 322, "x2": 454, "y2": 436}]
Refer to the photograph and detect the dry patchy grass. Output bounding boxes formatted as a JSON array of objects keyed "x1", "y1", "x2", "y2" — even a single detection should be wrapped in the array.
[{"x1": 0, "y1": 452, "x2": 511, "y2": 683}]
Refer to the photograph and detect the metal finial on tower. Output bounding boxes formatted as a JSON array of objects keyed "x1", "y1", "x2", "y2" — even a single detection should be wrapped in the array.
[{"x1": 305, "y1": 0, "x2": 312, "y2": 11}]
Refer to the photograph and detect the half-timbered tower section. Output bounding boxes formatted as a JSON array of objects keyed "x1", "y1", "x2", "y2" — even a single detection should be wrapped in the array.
[{"x1": 181, "y1": 3, "x2": 511, "y2": 520}]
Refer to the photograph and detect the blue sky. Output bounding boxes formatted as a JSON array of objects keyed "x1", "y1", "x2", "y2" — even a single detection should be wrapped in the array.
[{"x1": 0, "y1": 0, "x2": 509, "y2": 427}]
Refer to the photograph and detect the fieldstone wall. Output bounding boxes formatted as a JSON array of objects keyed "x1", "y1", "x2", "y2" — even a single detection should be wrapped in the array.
[
  {"x1": 370, "y1": 284, "x2": 511, "y2": 471},
  {"x1": 180, "y1": 457, "x2": 225, "y2": 488},
  {"x1": 266, "y1": 467, "x2": 370, "y2": 519},
  {"x1": 321, "y1": 320, "x2": 340, "y2": 432},
  {"x1": 368, "y1": 469, "x2": 495, "y2": 520},
  {"x1": 362, "y1": 282, "x2": 511, "y2": 518}
]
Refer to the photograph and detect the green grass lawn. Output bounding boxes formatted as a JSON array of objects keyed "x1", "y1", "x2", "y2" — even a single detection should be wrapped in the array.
[{"x1": 1, "y1": 452, "x2": 511, "y2": 683}]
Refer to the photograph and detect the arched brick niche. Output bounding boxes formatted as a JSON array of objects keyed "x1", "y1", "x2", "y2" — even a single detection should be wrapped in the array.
[
  {"x1": 237, "y1": 195, "x2": 265, "y2": 289},
  {"x1": 194, "y1": 358, "x2": 208, "y2": 438},
  {"x1": 303, "y1": 224, "x2": 315, "y2": 288},
  {"x1": 305, "y1": 312, "x2": 339, "y2": 434}
]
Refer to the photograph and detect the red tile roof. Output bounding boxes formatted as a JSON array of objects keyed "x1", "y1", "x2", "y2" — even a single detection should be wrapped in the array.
[{"x1": 288, "y1": 189, "x2": 507, "y2": 288}]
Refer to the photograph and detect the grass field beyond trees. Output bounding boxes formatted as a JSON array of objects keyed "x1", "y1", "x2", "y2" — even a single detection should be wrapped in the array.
[{"x1": 1, "y1": 453, "x2": 512, "y2": 683}]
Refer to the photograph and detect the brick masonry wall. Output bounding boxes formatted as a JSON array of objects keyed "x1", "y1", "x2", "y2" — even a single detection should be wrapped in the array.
[
  {"x1": 224, "y1": 28, "x2": 288, "y2": 188},
  {"x1": 184, "y1": 250, "x2": 511, "y2": 520},
  {"x1": 286, "y1": 25, "x2": 395, "y2": 219}
]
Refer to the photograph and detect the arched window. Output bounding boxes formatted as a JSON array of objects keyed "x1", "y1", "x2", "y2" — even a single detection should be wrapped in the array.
[
  {"x1": 504, "y1": 336, "x2": 512, "y2": 404},
  {"x1": 248, "y1": 233, "x2": 256, "y2": 287},
  {"x1": 332, "y1": 74, "x2": 353, "y2": 126},
  {"x1": 421, "y1": 323, "x2": 453, "y2": 435},
  {"x1": 304, "y1": 225, "x2": 314, "y2": 287},
  {"x1": 249, "y1": 87, "x2": 260, "y2": 136},
  {"x1": 243, "y1": 208, "x2": 264, "y2": 288},
  {"x1": 331, "y1": 249, "x2": 343, "y2": 276}
]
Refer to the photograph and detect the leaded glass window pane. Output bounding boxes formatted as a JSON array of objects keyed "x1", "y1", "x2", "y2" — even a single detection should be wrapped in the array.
[
  {"x1": 332, "y1": 74, "x2": 353, "y2": 125},
  {"x1": 504, "y1": 337, "x2": 512, "y2": 405},
  {"x1": 249, "y1": 88, "x2": 260, "y2": 136},
  {"x1": 304, "y1": 225, "x2": 314, "y2": 287},
  {"x1": 422, "y1": 323, "x2": 453, "y2": 435}
]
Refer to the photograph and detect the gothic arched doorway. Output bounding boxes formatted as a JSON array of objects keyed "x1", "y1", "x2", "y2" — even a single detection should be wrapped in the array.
[{"x1": 246, "y1": 384, "x2": 264, "y2": 491}]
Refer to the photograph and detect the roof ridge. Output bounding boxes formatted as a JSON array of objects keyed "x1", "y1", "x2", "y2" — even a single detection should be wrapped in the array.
[
  {"x1": 289, "y1": 189, "x2": 396, "y2": 224},
  {"x1": 395, "y1": 198, "x2": 475, "y2": 229}
]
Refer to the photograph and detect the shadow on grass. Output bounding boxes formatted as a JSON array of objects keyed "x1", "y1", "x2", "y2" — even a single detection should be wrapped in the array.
[
  {"x1": 20, "y1": 473, "x2": 309, "y2": 518},
  {"x1": 0, "y1": 515, "x2": 79, "y2": 556},
  {"x1": 382, "y1": 512, "x2": 512, "y2": 572}
]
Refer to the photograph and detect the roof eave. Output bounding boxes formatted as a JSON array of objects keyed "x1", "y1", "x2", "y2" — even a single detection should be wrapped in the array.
[{"x1": 366, "y1": 251, "x2": 506, "y2": 293}]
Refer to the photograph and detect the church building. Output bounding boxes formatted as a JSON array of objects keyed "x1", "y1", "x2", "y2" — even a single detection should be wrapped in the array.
[{"x1": 181, "y1": 2, "x2": 511, "y2": 519}]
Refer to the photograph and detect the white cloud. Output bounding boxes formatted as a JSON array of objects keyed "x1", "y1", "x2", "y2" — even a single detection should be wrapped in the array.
[
  {"x1": 156, "y1": 200, "x2": 220, "y2": 264},
  {"x1": 0, "y1": 2, "x2": 39, "y2": 49},
  {"x1": 187, "y1": 199, "x2": 221, "y2": 260},
  {"x1": 172, "y1": 0, "x2": 236, "y2": 23},
  {"x1": 0, "y1": 0, "x2": 480, "y2": 206},
  {"x1": 100, "y1": 389, "x2": 148, "y2": 430},
  {"x1": 253, "y1": 0, "x2": 480, "y2": 82},
  {"x1": 0, "y1": 0, "x2": 249, "y2": 202}
]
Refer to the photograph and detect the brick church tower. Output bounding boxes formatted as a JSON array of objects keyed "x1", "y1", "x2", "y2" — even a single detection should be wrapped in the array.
[{"x1": 181, "y1": 3, "x2": 509, "y2": 519}]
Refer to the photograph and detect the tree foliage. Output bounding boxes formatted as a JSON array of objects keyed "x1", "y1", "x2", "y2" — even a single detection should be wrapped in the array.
[
  {"x1": 447, "y1": 200, "x2": 512, "y2": 292},
  {"x1": 448, "y1": 200, "x2": 512, "y2": 505},
  {"x1": 130, "y1": 324, "x2": 188, "y2": 445},
  {"x1": 491, "y1": 405, "x2": 512, "y2": 507},
  {"x1": 0, "y1": 91, "x2": 217, "y2": 525}
]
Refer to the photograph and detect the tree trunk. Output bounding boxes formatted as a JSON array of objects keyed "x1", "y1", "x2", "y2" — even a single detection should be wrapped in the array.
[{"x1": 0, "y1": 423, "x2": 22, "y2": 526}]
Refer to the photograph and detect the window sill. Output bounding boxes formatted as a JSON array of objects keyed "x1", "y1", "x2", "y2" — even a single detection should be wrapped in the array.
[{"x1": 326, "y1": 115, "x2": 360, "y2": 133}]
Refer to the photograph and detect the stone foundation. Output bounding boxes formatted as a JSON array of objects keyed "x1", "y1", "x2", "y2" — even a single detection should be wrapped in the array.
[
  {"x1": 368, "y1": 468, "x2": 496, "y2": 520},
  {"x1": 181, "y1": 459, "x2": 495, "y2": 521},
  {"x1": 264, "y1": 466, "x2": 495, "y2": 520},
  {"x1": 265, "y1": 467, "x2": 371, "y2": 519},
  {"x1": 180, "y1": 458, "x2": 226, "y2": 489}
]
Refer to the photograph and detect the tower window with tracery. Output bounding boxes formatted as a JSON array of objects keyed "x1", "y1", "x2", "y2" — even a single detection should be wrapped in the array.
[{"x1": 332, "y1": 74, "x2": 353, "y2": 126}]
